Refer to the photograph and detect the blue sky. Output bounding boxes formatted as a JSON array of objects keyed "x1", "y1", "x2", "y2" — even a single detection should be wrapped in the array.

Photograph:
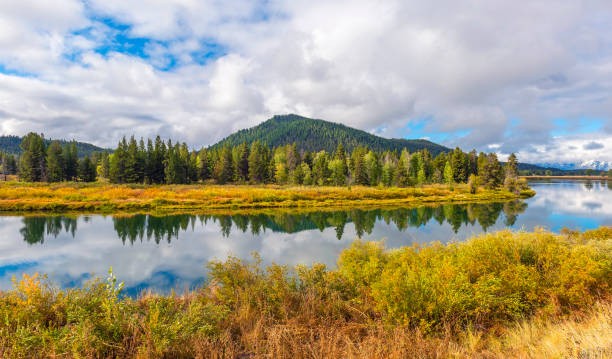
[{"x1": 0, "y1": 0, "x2": 611, "y2": 166}]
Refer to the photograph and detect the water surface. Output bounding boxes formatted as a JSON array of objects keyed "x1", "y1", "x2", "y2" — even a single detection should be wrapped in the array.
[{"x1": 0, "y1": 180, "x2": 610, "y2": 294}]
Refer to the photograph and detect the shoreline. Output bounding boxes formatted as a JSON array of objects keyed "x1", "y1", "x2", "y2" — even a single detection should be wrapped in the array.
[
  {"x1": 522, "y1": 175, "x2": 610, "y2": 180},
  {"x1": 0, "y1": 182, "x2": 534, "y2": 214}
]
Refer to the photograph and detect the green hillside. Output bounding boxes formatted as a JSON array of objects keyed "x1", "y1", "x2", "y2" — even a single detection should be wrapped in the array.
[
  {"x1": 0, "y1": 135, "x2": 107, "y2": 157},
  {"x1": 211, "y1": 114, "x2": 450, "y2": 154}
]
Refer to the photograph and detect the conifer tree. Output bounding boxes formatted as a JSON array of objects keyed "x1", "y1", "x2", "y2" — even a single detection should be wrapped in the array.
[
  {"x1": 505, "y1": 153, "x2": 519, "y2": 178},
  {"x1": 482, "y1": 153, "x2": 503, "y2": 188},
  {"x1": 350, "y1": 146, "x2": 367, "y2": 185},
  {"x1": 198, "y1": 148, "x2": 211, "y2": 182},
  {"x1": 451, "y1": 147, "x2": 467, "y2": 183},
  {"x1": 19, "y1": 132, "x2": 47, "y2": 182},
  {"x1": 124, "y1": 136, "x2": 140, "y2": 183},
  {"x1": 46, "y1": 140, "x2": 64, "y2": 182},
  {"x1": 109, "y1": 137, "x2": 128, "y2": 183},
  {"x1": 215, "y1": 145, "x2": 234, "y2": 184},
  {"x1": 235, "y1": 143, "x2": 249, "y2": 182},
  {"x1": 78, "y1": 156, "x2": 96, "y2": 182},
  {"x1": 62, "y1": 142, "x2": 78, "y2": 181},
  {"x1": 363, "y1": 151, "x2": 381, "y2": 186},
  {"x1": 248, "y1": 141, "x2": 269, "y2": 183},
  {"x1": 164, "y1": 143, "x2": 183, "y2": 184}
]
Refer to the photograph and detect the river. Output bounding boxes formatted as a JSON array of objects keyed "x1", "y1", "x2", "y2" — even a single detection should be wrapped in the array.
[{"x1": 0, "y1": 179, "x2": 610, "y2": 295}]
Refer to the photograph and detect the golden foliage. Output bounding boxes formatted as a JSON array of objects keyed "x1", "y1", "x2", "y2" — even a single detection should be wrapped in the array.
[{"x1": 0, "y1": 227, "x2": 609, "y2": 358}]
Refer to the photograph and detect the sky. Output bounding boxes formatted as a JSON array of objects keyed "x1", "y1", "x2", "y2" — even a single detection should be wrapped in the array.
[{"x1": 0, "y1": 0, "x2": 611, "y2": 165}]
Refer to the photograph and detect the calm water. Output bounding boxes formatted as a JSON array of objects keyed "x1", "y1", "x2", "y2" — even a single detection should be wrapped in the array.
[{"x1": 0, "y1": 180, "x2": 610, "y2": 295}]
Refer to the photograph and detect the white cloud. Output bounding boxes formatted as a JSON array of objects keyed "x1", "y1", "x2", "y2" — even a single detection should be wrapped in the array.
[
  {"x1": 0, "y1": 0, "x2": 610, "y2": 164},
  {"x1": 512, "y1": 133, "x2": 612, "y2": 165}
]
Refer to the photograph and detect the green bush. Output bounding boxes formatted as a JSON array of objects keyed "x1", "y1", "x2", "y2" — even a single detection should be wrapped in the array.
[{"x1": 0, "y1": 227, "x2": 609, "y2": 357}]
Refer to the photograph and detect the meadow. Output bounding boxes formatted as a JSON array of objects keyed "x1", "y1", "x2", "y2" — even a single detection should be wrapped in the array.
[
  {"x1": 0, "y1": 181, "x2": 535, "y2": 214},
  {"x1": 0, "y1": 227, "x2": 609, "y2": 358}
]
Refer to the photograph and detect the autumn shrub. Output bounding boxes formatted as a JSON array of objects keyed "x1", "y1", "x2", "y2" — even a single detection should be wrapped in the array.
[
  {"x1": 1, "y1": 227, "x2": 608, "y2": 358},
  {"x1": 363, "y1": 228, "x2": 611, "y2": 331}
]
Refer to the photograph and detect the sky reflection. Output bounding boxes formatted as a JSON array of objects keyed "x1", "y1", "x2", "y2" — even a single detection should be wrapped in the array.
[{"x1": 0, "y1": 180, "x2": 610, "y2": 294}]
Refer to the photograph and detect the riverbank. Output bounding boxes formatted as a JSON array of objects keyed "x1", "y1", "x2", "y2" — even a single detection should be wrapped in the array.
[
  {"x1": 0, "y1": 182, "x2": 535, "y2": 214},
  {"x1": 0, "y1": 227, "x2": 609, "y2": 358},
  {"x1": 522, "y1": 175, "x2": 610, "y2": 180}
]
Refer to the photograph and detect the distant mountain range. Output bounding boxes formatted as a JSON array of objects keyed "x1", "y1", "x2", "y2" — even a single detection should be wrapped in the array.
[
  {"x1": 0, "y1": 135, "x2": 107, "y2": 157},
  {"x1": 535, "y1": 160, "x2": 611, "y2": 171},
  {"x1": 211, "y1": 114, "x2": 451, "y2": 155}
]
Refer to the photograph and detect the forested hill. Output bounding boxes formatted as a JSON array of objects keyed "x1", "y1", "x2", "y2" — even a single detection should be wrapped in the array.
[
  {"x1": 0, "y1": 135, "x2": 107, "y2": 157},
  {"x1": 211, "y1": 114, "x2": 451, "y2": 155}
]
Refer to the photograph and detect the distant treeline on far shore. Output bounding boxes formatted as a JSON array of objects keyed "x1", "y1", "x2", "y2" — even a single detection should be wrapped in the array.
[{"x1": 0, "y1": 132, "x2": 553, "y2": 191}]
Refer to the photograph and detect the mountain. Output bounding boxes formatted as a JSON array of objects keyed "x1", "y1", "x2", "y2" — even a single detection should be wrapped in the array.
[
  {"x1": 211, "y1": 114, "x2": 450, "y2": 155},
  {"x1": 535, "y1": 160, "x2": 612, "y2": 171},
  {"x1": 0, "y1": 135, "x2": 107, "y2": 157}
]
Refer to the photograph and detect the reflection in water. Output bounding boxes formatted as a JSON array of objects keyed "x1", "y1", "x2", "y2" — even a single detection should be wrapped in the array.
[
  {"x1": 2, "y1": 180, "x2": 611, "y2": 294},
  {"x1": 20, "y1": 201, "x2": 528, "y2": 245},
  {"x1": 20, "y1": 216, "x2": 78, "y2": 244}
]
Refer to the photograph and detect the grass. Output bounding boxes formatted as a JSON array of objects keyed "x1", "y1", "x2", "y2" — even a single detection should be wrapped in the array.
[
  {"x1": 0, "y1": 226, "x2": 609, "y2": 358},
  {"x1": 0, "y1": 181, "x2": 535, "y2": 214}
]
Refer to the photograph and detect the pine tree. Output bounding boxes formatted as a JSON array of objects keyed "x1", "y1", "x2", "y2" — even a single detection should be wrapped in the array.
[
  {"x1": 46, "y1": 140, "x2": 65, "y2": 182},
  {"x1": 124, "y1": 136, "x2": 139, "y2": 183},
  {"x1": 451, "y1": 147, "x2": 467, "y2": 183},
  {"x1": 468, "y1": 150, "x2": 478, "y2": 176},
  {"x1": 350, "y1": 147, "x2": 367, "y2": 185},
  {"x1": 109, "y1": 137, "x2": 128, "y2": 183},
  {"x1": 78, "y1": 156, "x2": 96, "y2": 182},
  {"x1": 144, "y1": 139, "x2": 155, "y2": 184},
  {"x1": 235, "y1": 143, "x2": 250, "y2": 182},
  {"x1": 394, "y1": 149, "x2": 410, "y2": 186},
  {"x1": 505, "y1": 153, "x2": 519, "y2": 178},
  {"x1": 215, "y1": 145, "x2": 234, "y2": 184},
  {"x1": 151, "y1": 136, "x2": 166, "y2": 183},
  {"x1": 408, "y1": 153, "x2": 420, "y2": 181},
  {"x1": 198, "y1": 148, "x2": 211, "y2": 182},
  {"x1": 363, "y1": 151, "x2": 380, "y2": 186},
  {"x1": 482, "y1": 153, "x2": 503, "y2": 188},
  {"x1": 164, "y1": 143, "x2": 183, "y2": 184},
  {"x1": 19, "y1": 132, "x2": 47, "y2": 182},
  {"x1": 248, "y1": 141, "x2": 269, "y2": 183},
  {"x1": 62, "y1": 142, "x2": 78, "y2": 181}
]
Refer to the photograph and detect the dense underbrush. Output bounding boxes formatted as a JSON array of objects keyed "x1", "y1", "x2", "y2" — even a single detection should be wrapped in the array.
[{"x1": 0, "y1": 227, "x2": 609, "y2": 358}]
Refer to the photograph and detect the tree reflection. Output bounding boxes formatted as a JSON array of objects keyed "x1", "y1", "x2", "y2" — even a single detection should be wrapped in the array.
[
  {"x1": 20, "y1": 216, "x2": 77, "y2": 244},
  {"x1": 20, "y1": 201, "x2": 529, "y2": 244}
]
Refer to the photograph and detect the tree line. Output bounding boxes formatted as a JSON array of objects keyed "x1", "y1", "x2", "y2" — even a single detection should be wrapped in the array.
[{"x1": 11, "y1": 132, "x2": 522, "y2": 190}]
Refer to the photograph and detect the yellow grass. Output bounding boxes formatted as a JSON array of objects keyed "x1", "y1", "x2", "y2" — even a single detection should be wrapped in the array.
[{"x1": 0, "y1": 181, "x2": 534, "y2": 213}]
